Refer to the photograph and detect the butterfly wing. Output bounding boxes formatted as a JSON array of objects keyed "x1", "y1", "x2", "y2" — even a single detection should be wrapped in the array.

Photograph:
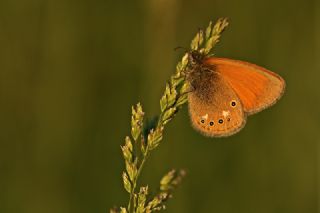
[
  {"x1": 188, "y1": 75, "x2": 247, "y2": 137},
  {"x1": 205, "y1": 57, "x2": 285, "y2": 115}
]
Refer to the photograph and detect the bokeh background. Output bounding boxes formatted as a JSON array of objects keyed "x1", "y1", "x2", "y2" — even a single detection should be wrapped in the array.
[{"x1": 1, "y1": 0, "x2": 319, "y2": 212}]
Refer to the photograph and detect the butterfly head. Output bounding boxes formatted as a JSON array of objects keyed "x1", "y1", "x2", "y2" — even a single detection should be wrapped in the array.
[{"x1": 188, "y1": 50, "x2": 206, "y2": 67}]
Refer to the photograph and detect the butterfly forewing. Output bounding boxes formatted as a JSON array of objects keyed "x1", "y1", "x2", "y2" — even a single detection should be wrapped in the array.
[{"x1": 205, "y1": 57, "x2": 285, "y2": 115}]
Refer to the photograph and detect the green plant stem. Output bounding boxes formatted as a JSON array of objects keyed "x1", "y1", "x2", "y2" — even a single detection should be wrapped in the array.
[
  {"x1": 128, "y1": 146, "x2": 150, "y2": 213},
  {"x1": 128, "y1": 107, "x2": 167, "y2": 212},
  {"x1": 127, "y1": 187, "x2": 134, "y2": 212}
]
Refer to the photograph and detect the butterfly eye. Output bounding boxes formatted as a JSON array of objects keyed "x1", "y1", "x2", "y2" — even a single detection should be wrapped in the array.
[
  {"x1": 201, "y1": 119, "x2": 205, "y2": 123},
  {"x1": 209, "y1": 121, "x2": 214, "y2": 126},
  {"x1": 230, "y1": 100, "x2": 237, "y2": 107},
  {"x1": 218, "y1": 119, "x2": 223, "y2": 124}
]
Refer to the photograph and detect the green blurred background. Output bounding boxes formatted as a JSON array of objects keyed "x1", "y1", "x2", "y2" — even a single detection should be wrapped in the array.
[{"x1": 0, "y1": 0, "x2": 319, "y2": 212}]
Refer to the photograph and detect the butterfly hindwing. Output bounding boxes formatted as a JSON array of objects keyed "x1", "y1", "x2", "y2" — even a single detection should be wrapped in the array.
[{"x1": 188, "y1": 74, "x2": 246, "y2": 137}]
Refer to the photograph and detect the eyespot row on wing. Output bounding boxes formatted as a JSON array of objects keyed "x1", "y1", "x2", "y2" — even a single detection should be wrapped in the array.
[
  {"x1": 198, "y1": 115, "x2": 231, "y2": 126},
  {"x1": 196, "y1": 99, "x2": 238, "y2": 127}
]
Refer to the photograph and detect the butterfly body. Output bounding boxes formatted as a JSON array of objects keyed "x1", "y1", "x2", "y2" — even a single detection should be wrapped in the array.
[{"x1": 186, "y1": 52, "x2": 285, "y2": 137}]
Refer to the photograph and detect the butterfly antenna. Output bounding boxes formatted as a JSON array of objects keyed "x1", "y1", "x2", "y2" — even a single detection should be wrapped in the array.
[{"x1": 174, "y1": 46, "x2": 188, "y2": 52}]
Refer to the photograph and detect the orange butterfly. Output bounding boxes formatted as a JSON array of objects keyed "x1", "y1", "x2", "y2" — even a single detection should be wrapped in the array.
[{"x1": 186, "y1": 50, "x2": 285, "y2": 137}]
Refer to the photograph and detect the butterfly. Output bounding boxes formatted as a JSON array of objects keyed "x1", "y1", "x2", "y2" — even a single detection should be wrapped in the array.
[{"x1": 186, "y1": 50, "x2": 286, "y2": 137}]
